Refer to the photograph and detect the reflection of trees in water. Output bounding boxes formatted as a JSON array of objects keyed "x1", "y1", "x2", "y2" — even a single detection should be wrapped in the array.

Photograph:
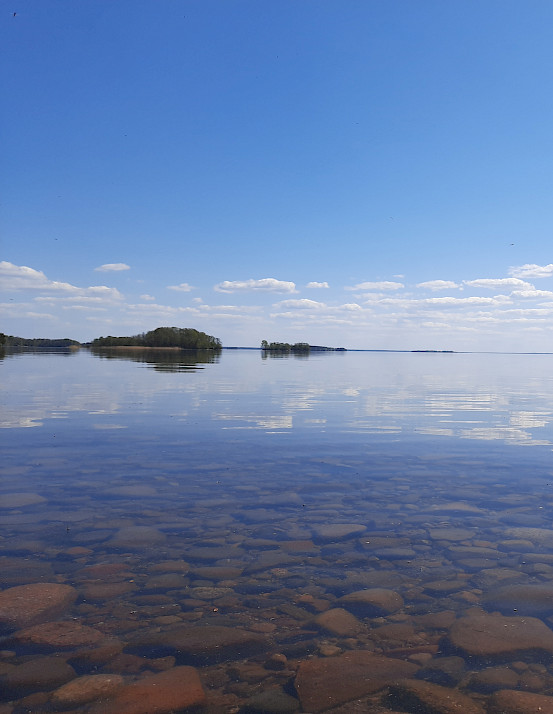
[
  {"x1": 2, "y1": 346, "x2": 75, "y2": 358},
  {"x1": 261, "y1": 350, "x2": 310, "y2": 360},
  {"x1": 90, "y1": 347, "x2": 221, "y2": 372}
]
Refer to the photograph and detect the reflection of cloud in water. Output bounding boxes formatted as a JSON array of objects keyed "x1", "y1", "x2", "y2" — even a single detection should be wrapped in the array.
[
  {"x1": 0, "y1": 416, "x2": 43, "y2": 428},
  {"x1": 461, "y1": 427, "x2": 551, "y2": 445},
  {"x1": 415, "y1": 427, "x2": 455, "y2": 437},
  {"x1": 215, "y1": 413, "x2": 293, "y2": 431},
  {"x1": 92, "y1": 424, "x2": 127, "y2": 430},
  {"x1": 510, "y1": 411, "x2": 550, "y2": 429}
]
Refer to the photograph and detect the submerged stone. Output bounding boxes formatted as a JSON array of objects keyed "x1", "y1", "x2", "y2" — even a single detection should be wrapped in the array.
[
  {"x1": 87, "y1": 665, "x2": 206, "y2": 714},
  {"x1": 445, "y1": 613, "x2": 553, "y2": 660},
  {"x1": 488, "y1": 689, "x2": 553, "y2": 714},
  {"x1": 0, "y1": 493, "x2": 46, "y2": 508},
  {"x1": 312, "y1": 524, "x2": 366, "y2": 542},
  {"x1": 386, "y1": 678, "x2": 485, "y2": 714},
  {"x1": 51, "y1": 674, "x2": 125, "y2": 708},
  {"x1": 126, "y1": 625, "x2": 265, "y2": 664},
  {"x1": 312, "y1": 608, "x2": 365, "y2": 637},
  {"x1": 107, "y1": 526, "x2": 166, "y2": 549},
  {"x1": 2, "y1": 656, "x2": 76, "y2": 697},
  {"x1": 338, "y1": 588, "x2": 404, "y2": 616},
  {"x1": 294, "y1": 651, "x2": 418, "y2": 713},
  {"x1": 0, "y1": 583, "x2": 78, "y2": 631},
  {"x1": 12, "y1": 621, "x2": 105, "y2": 649},
  {"x1": 484, "y1": 583, "x2": 553, "y2": 617},
  {"x1": 243, "y1": 688, "x2": 300, "y2": 714}
]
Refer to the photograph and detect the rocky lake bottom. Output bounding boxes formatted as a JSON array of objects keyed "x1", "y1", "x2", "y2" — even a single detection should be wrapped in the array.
[{"x1": 2, "y1": 349, "x2": 553, "y2": 713}]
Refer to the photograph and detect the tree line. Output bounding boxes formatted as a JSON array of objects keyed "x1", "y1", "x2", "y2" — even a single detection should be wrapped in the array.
[
  {"x1": 261, "y1": 341, "x2": 311, "y2": 353},
  {"x1": 91, "y1": 326, "x2": 222, "y2": 350},
  {"x1": 0, "y1": 334, "x2": 79, "y2": 347}
]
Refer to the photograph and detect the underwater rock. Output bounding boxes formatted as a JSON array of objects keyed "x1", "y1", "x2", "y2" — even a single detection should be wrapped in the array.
[
  {"x1": 126, "y1": 625, "x2": 265, "y2": 664},
  {"x1": 386, "y1": 678, "x2": 485, "y2": 714},
  {"x1": 0, "y1": 583, "x2": 77, "y2": 631},
  {"x1": 51, "y1": 673, "x2": 125, "y2": 708},
  {"x1": 87, "y1": 665, "x2": 206, "y2": 714},
  {"x1": 294, "y1": 651, "x2": 417, "y2": 713},
  {"x1": 338, "y1": 588, "x2": 404, "y2": 616},
  {"x1": 445, "y1": 613, "x2": 553, "y2": 660}
]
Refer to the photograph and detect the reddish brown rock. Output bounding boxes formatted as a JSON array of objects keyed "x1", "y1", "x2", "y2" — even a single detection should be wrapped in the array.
[
  {"x1": 0, "y1": 583, "x2": 78, "y2": 631},
  {"x1": 294, "y1": 651, "x2": 418, "y2": 713},
  {"x1": 51, "y1": 674, "x2": 125, "y2": 708},
  {"x1": 193, "y1": 566, "x2": 243, "y2": 579},
  {"x1": 81, "y1": 581, "x2": 137, "y2": 601},
  {"x1": 107, "y1": 526, "x2": 166, "y2": 549},
  {"x1": 126, "y1": 625, "x2": 265, "y2": 665},
  {"x1": 68, "y1": 639, "x2": 123, "y2": 670},
  {"x1": 484, "y1": 583, "x2": 553, "y2": 617},
  {"x1": 386, "y1": 679, "x2": 485, "y2": 714},
  {"x1": 488, "y1": 689, "x2": 553, "y2": 714},
  {"x1": 313, "y1": 608, "x2": 365, "y2": 637},
  {"x1": 77, "y1": 562, "x2": 131, "y2": 579},
  {"x1": 468, "y1": 666, "x2": 519, "y2": 693},
  {"x1": 338, "y1": 588, "x2": 404, "y2": 616},
  {"x1": 87, "y1": 665, "x2": 206, "y2": 714},
  {"x1": 13, "y1": 621, "x2": 105, "y2": 649},
  {"x1": 2, "y1": 656, "x2": 76, "y2": 697},
  {"x1": 313, "y1": 524, "x2": 366, "y2": 542},
  {"x1": 446, "y1": 613, "x2": 553, "y2": 660}
]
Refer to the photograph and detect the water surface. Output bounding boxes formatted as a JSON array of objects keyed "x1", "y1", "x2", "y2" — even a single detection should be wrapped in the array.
[{"x1": 2, "y1": 349, "x2": 553, "y2": 712}]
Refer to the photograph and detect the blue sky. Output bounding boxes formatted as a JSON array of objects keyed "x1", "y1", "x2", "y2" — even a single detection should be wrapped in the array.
[{"x1": 3, "y1": 1, "x2": 553, "y2": 350}]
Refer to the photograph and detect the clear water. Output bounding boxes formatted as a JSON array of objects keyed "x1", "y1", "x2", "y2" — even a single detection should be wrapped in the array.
[{"x1": 2, "y1": 348, "x2": 553, "y2": 712}]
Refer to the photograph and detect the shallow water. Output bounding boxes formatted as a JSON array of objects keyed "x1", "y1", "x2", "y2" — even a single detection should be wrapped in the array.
[{"x1": 2, "y1": 348, "x2": 553, "y2": 712}]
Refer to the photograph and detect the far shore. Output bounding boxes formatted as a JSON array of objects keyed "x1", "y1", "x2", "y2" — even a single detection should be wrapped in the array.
[{"x1": 90, "y1": 345, "x2": 191, "y2": 351}]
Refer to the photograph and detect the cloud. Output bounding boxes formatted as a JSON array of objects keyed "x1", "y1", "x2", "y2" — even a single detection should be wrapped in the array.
[
  {"x1": 214, "y1": 278, "x2": 297, "y2": 293},
  {"x1": 0, "y1": 261, "x2": 123, "y2": 300},
  {"x1": 346, "y1": 281, "x2": 404, "y2": 291},
  {"x1": 464, "y1": 278, "x2": 533, "y2": 290},
  {"x1": 306, "y1": 281, "x2": 329, "y2": 289},
  {"x1": 416, "y1": 280, "x2": 461, "y2": 291},
  {"x1": 94, "y1": 263, "x2": 130, "y2": 272},
  {"x1": 510, "y1": 289, "x2": 553, "y2": 299},
  {"x1": 509, "y1": 263, "x2": 553, "y2": 279},
  {"x1": 275, "y1": 299, "x2": 326, "y2": 309},
  {"x1": 424, "y1": 296, "x2": 511, "y2": 306},
  {"x1": 167, "y1": 283, "x2": 194, "y2": 292},
  {"x1": 140, "y1": 294, "x2": 156, "y2": 301}
]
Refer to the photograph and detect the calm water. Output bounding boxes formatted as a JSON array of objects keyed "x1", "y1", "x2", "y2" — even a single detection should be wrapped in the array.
[{"x1": 2, "y1": 348, "x2": 553, "y2": 712}]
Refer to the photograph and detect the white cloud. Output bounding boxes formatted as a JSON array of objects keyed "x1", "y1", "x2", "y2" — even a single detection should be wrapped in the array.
[
  {"x1": 140, "y1": 294, "x2": 156, "y2": 301},
  {"x1": 416, "y1": 280, "x2": 461, "y2": 291},
  {"x1": 346, "y1": 281, "x2": 404, "y2": 291},
  {"x1": 214, "y1": 278, "x2": 297, "y2": 293},
  {"x1": 306, "y1": 281, "x2": 329, "y2": 289},
  {"x1": 167, "y1": 283, "x2": 194, "y2": 292},
  {"x1": 424, "y1": 296, "x2": 511, "y2": 306},
  {"x1": 275, "y1": 299, "x2": 326, "y2": 310},
  {"x1": 510, "y1": 289, "x2": 553, "y2": 299},
  {"x1": 509, "y1": 263, "x2": 553, "y2": 279},
  {"x1": 94, "y1": 263, "x2": 130, "y2": 272},
  {"x1": 0, "y1": 261, "x2": 123, "y2": 300},
  {"x1": 464, "y1": 278, "x2": 533, "y2": 290},
  {"x1": 341, "y1": 303, "x2": 362, "y2": 311}
]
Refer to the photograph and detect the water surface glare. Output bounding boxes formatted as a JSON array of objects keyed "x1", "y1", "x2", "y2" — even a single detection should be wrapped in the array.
[{"x1": 2, "y1": 349, "x2": 553, "y2": 713}]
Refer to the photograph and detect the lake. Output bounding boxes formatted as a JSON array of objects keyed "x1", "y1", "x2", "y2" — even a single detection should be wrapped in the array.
[{"x1": 2, "y1": 347, "x2": 553, "y2": 713}]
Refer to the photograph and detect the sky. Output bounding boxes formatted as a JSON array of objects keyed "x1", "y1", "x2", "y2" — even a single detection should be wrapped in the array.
[{"x1": 2, "y1": 1, "x2": 553, "y2": 351}]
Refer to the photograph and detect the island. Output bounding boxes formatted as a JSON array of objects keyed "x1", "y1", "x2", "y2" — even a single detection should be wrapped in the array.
[
  {"x1": 260, "y1": 341, "x2": 345, "y2": 354},
  {"x1": 90, "y1": 327, "x2": 222, "y2": 350}
]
